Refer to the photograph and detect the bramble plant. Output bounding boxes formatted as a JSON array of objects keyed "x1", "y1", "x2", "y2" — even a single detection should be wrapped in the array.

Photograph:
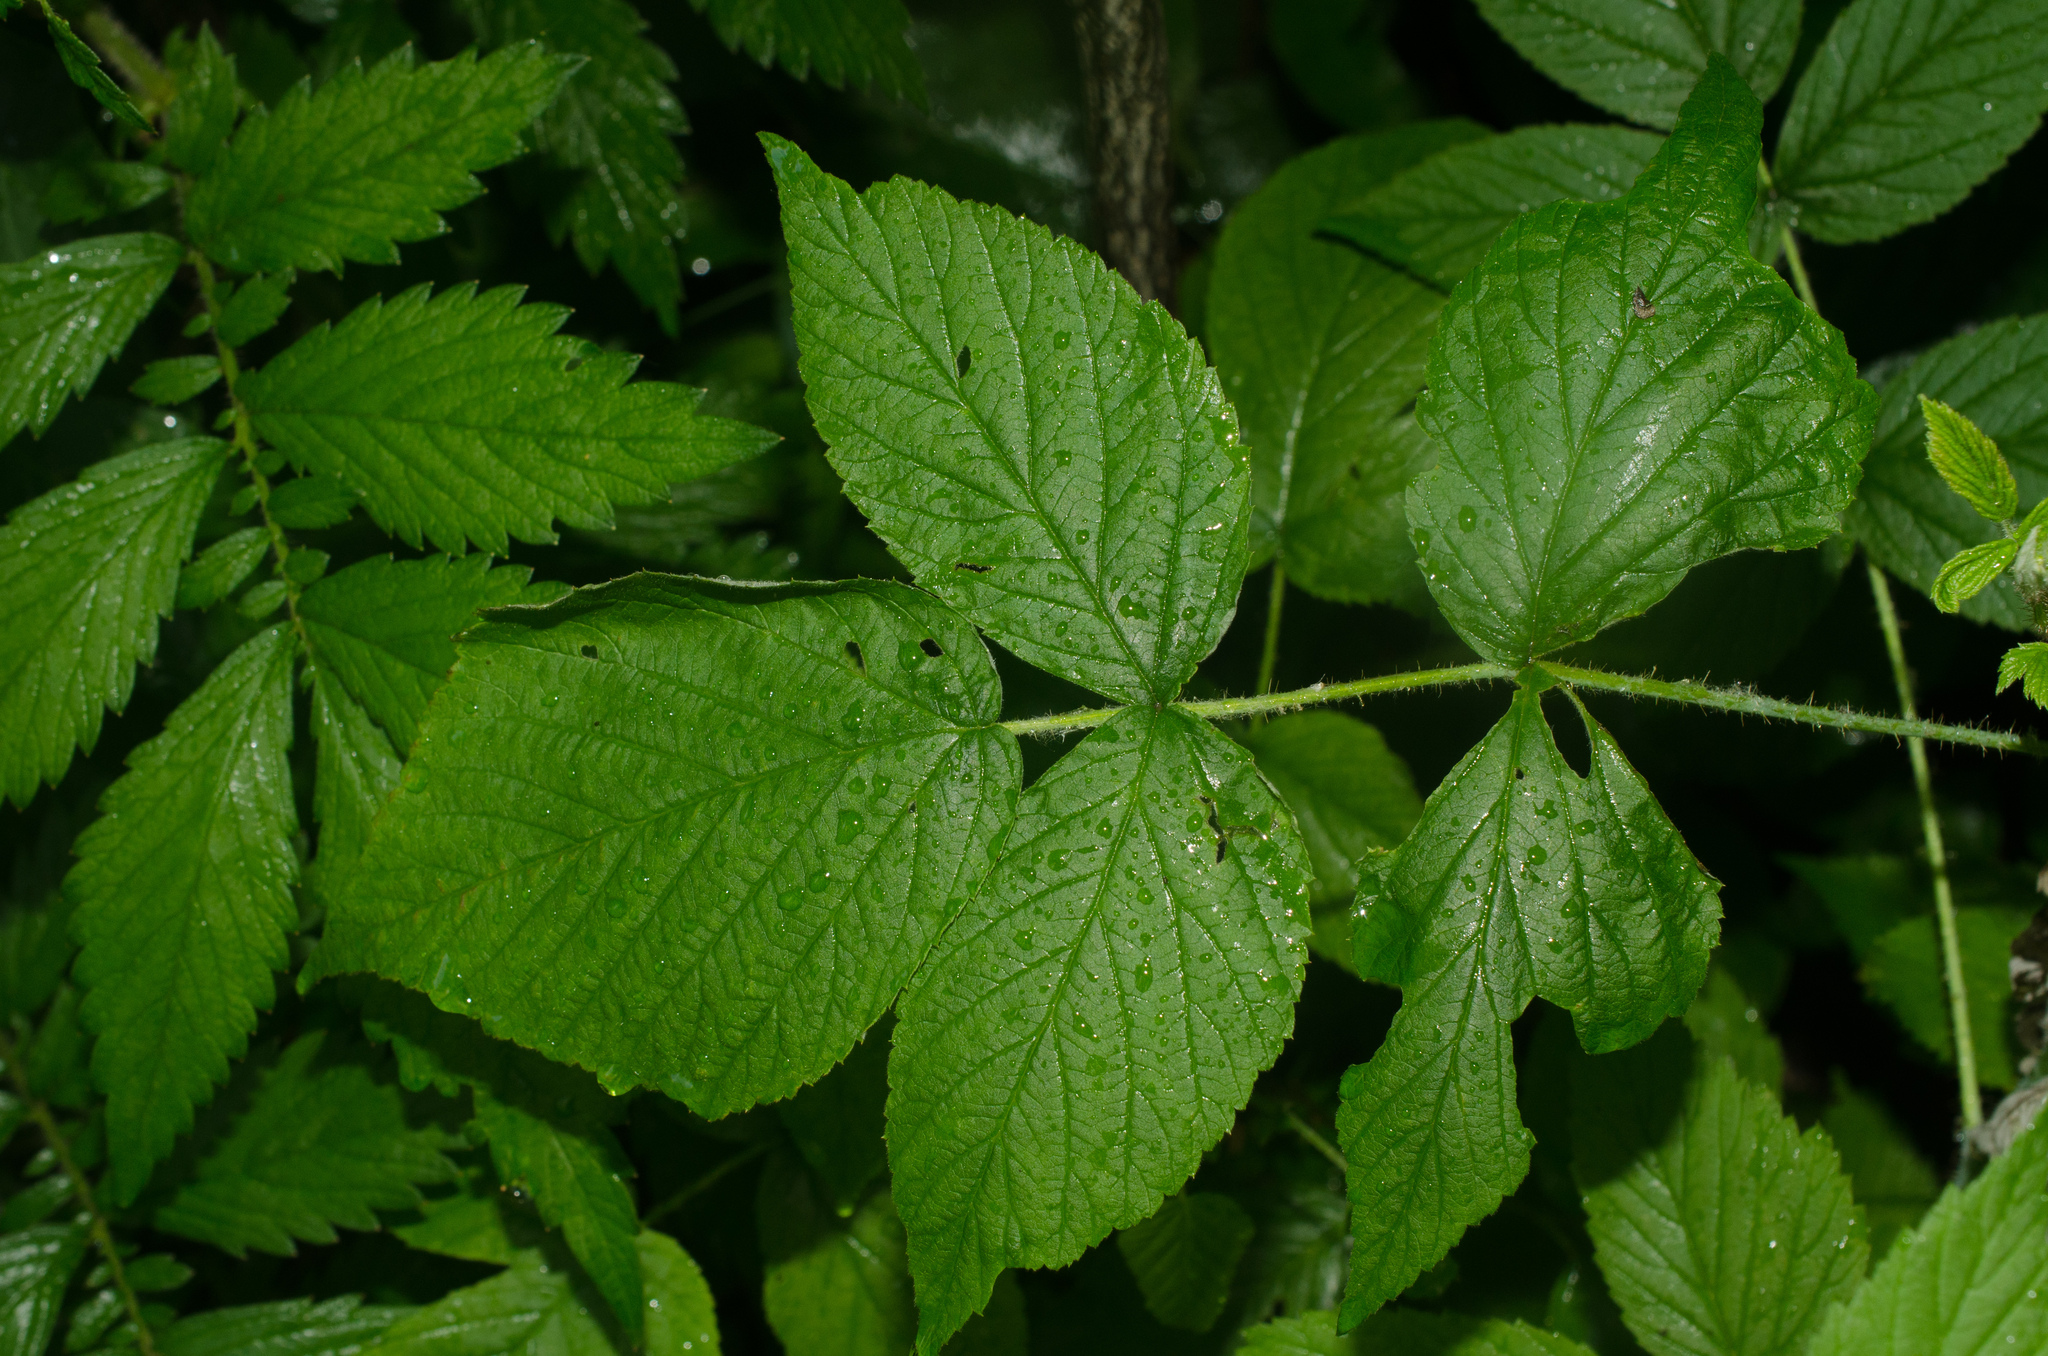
[{"x1": 2, "y1": 1, "x2": 2048, "y2": 1354}]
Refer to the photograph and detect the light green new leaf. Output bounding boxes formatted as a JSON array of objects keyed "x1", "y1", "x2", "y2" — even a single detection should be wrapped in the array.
[
  {"x1": 1209, "y1": 122, "x2": 1485, "y2": 607},
  {"x1": 0, "y1": 1223, "x2": 90, "y2": 1356},
  {"x1": 163, "y1": 24, "x2": 240, "y2": 177},
  {"x1": 1806, "y1": 1120, "x2": 2048, "y2": 1356},
  {"x1": 240, "y1": 283, "x2": 775, "y2": 554},
  {"x1": 471, "y1": 1090, "x2": 643, "y2": 1337},
  {"x1": 1115, "y1": 1191, "x2": 1255, "y2": 1333},
  {"x1": 693, "y1": 0, "x2": 923, "y2": 104},
  {"x1": 44, "y1": 7, "x2": 150, "y2": 131},
  {"x1": 1996, "y1": 642, "x2": 2048, "y2": 707},
  {"x1": 1321, "y1": 125, "x2": 1661, "y2": 293},
  {"x1": 1860, "y1": 905, "x2": 2032, "y2": 1089},
  {"x1": 1932, "y1": 538, "x2": 2018, "y2": 612},
  {"x1": 1238, "y1": 711, "x2": 1420, "y2": 970},
  {"x1": 317, "y1": 577, "x2": 1017, "y2": 1116},
  {"x1": 372, "y1": 1233, "x2": 718, "y2": 1355},
  {"x1": 891, "y1": 705, "x2": 1309, "y2": 1351},
  {"x1": 1574, "y1": 1031, "x2": 1867, "y2": 1356},
  {"x1": 456, "y1": 0, "x2": 689, "y2": 330},
  {"x1": 1849, "y1": 316, "x2": 2048, "y2": 628},
  {"x1": 1476, "y1": 0, "x2": 1798, "y2": 129},
  {"x1": 1410, "y1": 59, "x2": 1874, "y2": 663},
  {"x1": 1240, "y1": 1308, "x2": 1597, "y2": 1355},
  {"x1": 1338, "y1": 685, "x2": 1720, "y2": 1323},
  {"x1": 0, "y1": 438, "x2": 224, "y2": 806},
  {"x1": 179, "y1": 527, "x2": 271, "y2": 610},
  {"x1": 67, "y1": 626, "x2": 301, "y2": 1205},
  {"x1": 1772, "y1": 0, "x2": 2048, "y2": 244},
  {"x1": 185, "y1": 44, "x2": 579, "y2": 274},
  {"x1": 152, "y1": 1029, "x2": 459, "y2": 1257},
  {"x1": 309, "y1": 666, "x2": 401, "y2": 881},
  {"x1": 301, "y1": 554, "x2": 548, "y2": 750},
  {"x1": 1821, "y1": 1074, "x2": 1938, "y2": 1259},
  {"x1": 154, "y1": 1296, "x2": 409, "y2": 1356},
  {"x1": 768, "y1": 135, "x2": 1248, "y2": 705},
  {"x1": 0, "y1": 232, "x2": 181, "y2": 445},
  {"x1": 1921, "y1": 395, "x2": 2019, "y2": 520}
]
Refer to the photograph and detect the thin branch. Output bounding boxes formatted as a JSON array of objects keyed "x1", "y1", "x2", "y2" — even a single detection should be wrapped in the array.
[
  {"x1": 1255, "y1": 563, "x2": 1286, "y2": 701},
  {"x1": 642, "y1": 1141, "x2": 769, "y2": 1227},
  {"x1": 1283, "y1": 1109, "x2": 1347, "y2": 1174}
]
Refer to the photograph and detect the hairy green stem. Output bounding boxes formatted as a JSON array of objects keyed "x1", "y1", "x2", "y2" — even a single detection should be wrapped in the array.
[
  {"x1": 1255, "y1": 563, "x2": 1286, "y2": 699},
  {"x1": 1867, "y1": 563, "x2": 1982, "y2": 1132},
  {"x1": 643, "y1": 1141, "x2": 769, "y2": 1227},
  {"x1": 0, "y1": 1034, "x2": 159, "y2": 1356},
  {"x1": 74, "y1": 4, "x2": 174, "y2": 112}
]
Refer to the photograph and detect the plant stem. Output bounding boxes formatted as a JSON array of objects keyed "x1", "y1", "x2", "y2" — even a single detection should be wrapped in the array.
[
  {"x1": 643, "y1": 1140, "x2": 769, "y2": 1227},
  {"x1": 1255, "y1": 563, "x2": 1286, "y2": 699},
  {"x1": 999, "y1": 662, "x2": 1513, "y2": 736},
  {"x1": 74, "y1": 4, "x2": 174, "y2": 112},
  {"x1": 1283, "y1": 1109, "x2": 1347, "y2": 1173},
  {"x1": 1756, "y1": 157, "x2": 1820, "y2": 312},
  {"x1": 1867, "y1": 562, "x2": 1982, "y2": 1132},
  {"x1": 0, "y1": 1034, "x2": 159, "y2": 1356}
]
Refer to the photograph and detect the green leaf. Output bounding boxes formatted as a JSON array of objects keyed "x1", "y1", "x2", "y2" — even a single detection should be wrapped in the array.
[
  {"x1": 0, "y1": 1223, "x2": 91, "y2": 1356},
  {"x1": 216, "y1": 270, "x2": 295, "y2": 348},
  {"x1": 131, "y1": 356, "x2": 223, "y2": 405},
  {"x1": 0, "y1": 438, "x2": 224, "y2": 806},
  {"x1": 1208, "y1": 122, "x2": 1486, "y2": 607},
  {"x1": 239, "y1": 283, "x2": 775, "y2": 554},
  {"x1": 1932, "y1": 537, "x2": 2019, "y2": 612},
  {"x1": 41, "y1": 160, "x2": 173, "y2": 225},
  {"x1": 163, "y1": 24, "x2": 240, "y2": 177},
  {"x1": 371, "y1": 1232, "x2": 719, "y2": 1355},
  {"x1": 1682, "y1": 966, "x2": 1783, "y2": 1093},
  {"x1": 1266, "y1": 0, "x2": 1420, "y2": 131},
  {"x1": 391, "y1": 1166, "x2": 547, "y2": 1265},
  {"x1": 1996, "y1": 642, "x2": 2048, "y2": 707},
  {"x1": 1115, "y1": 1191, "x2": 1255, "y2": 1333},
  {"x1": 776, "y1": 1026, "x2": 890, "y2": 1216},
  {"x1": 154, "y1": 1295, "x2": 410, "y2": 1356},
  {"x1": 1848, "y1": 316, "x2": 2048, "y2": 628},
  {"x1": 1410, "y1": 60, "x2": 1874, "y2": 663},
  {"x1": 1780, "y1": 853, "x2": 1923, "y2": 958},
  {"x1": 767, "y1": 134, "x2": 1247, "y2": 705},
  {"x1": 0, "y1": 894, "x2": 77, "y2": 1022},
  {"x1": 1860, "y1": 905, "x2": 2032, "y2": 1089},
  {"x1": 1573, "y1": 1029, "x2": 1867, "y2": 1356},
  {"x1": 309, "y1": 667, "x2": 401, "y2": 882},
  {"x1": 1239, "y1": 1308, "x2": 1598, "y2": 1355},
  {"x1": 1320, "y1": 125, "x2": 1662, "y2": 293},
  {"x1": 471, "y1": 1089, "x2": 643, "y2": 1337},
  {"x1": 1821, "y1": 1073, "x2": 1938, "y2": 1260},
  {"x1": 152, "y1": 1029, "x2": 459, "y2": 1257},
  {"x1": 761, "y1": 1170, "x2": 915, "y2": 1356},
  {"x1": 67, "y1": 625, "x2": 301, "y2": 1205},
  {"x1": 1238, "y1": 711, "x2": 1421, "y2": 970},
  {"x1": 0, "y1": 232, "x2": 182, "y2": 445},
  {"x1": 1806, "y1": 1119, "x2": 2048, "y2": 1356},
  {"x1": 456, "y1": 0, "x2": 689, "y2": 330},
  {"x1": 890, "y1": 705, "x2": 1309, "y2": 1351},
  {"x1": 1772, "y1": 0, "x2": 2048, "y2": 244},
  {"x1": 1920, "y1": 395, "x2": 2019, "y2": 520},
  {"x1": 178, "y1": 527, "x2": 271, "y2": 611},
  {"x1": 300, "y1": 554, "x2": 542, "y2": 751},
  {"x1": 1472, "y1": 0, "x2": 1798, "y2": 130},
  {"x1": 1337, "y1": 685, "x2": 1720, "y2": 1323},
  {"x1": 44, "y1": 8, "x2": 150, "y2": 131},
  {"x1": 184, "y1": 43, "x2": 579, "y2": 274},
  {"x1": 692, "y1": 0, "x2": 923, "y2": 104},
  {"x1": 316, "y1": 577, "x2": 1017, "y2": 1116}
]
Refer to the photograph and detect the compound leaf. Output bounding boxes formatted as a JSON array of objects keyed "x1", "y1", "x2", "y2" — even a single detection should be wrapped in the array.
[
  {"x1": 1847, "y1": 315, "x2": 2048, "y2": 629},
  {"x1": 1240, "y1": 1308, "x2": 1597, "y2": 1355},
  {"x1": 1996, "y1": 642, "x2": 2048, "y2": 706},
  {"x1": 1920, "y1": 395, "x2": 2018, "y2": 521},
  {"x1": 768, "y1": 134, "x2": 1248, "y2": 705},
  {"x1": 890, "y1": 706, "x2": 1309, "y2": 1351},
  {"x1": 240, "y1": 283, "x2": 775, "y2": 555},
  {"x1": 1410, "y1": 59, "x2": 1874, "y2": 663},
  {"x1": 0, "y1": 438, "x2": 224, "y2": 806},
  {"x1": 1209, "y1": 122, "x2": 1486, "y2": 607},
  {"x1": 317, "y1": 577, "x2": 1017, "y2": 1117},
  {"x1": 301, "y1": 554, "x2": 550, "y2": 751},
  {"x1": 0, "y1": 232, "x2": 181, "y2": 445},
  {"x1": 67, "y1": 626, "x2": 301, "y2": 1205},
  {"x1": 1321, "y1": 125, "x2": 1662, "y2": 292},
  {"x1": 152, "y1": 1029, "x2": 459, "y2": 1257},
  {"x1": 1772, "y1": 0, "x2": 2048, "y2": 244},
  {"x1": 309, "y1": 666, "x2": 401, "y2": 883},
  {"x1": 693, "y1": 0, "x2": 923, "y2": 104},
  {"x1": 184, "y1": 43, "x2": 579, "y2": 274},
  {"x1": 179, "y1": 527, "x2": 271, "y2": 611},
  {"x1": 456, "y1": 0, "x2": 689, "y2": 330},
  {"x1": 1115, "y1": 1191, "x2": 1255, "y2": 1333},
  {"x1": 1338, "y1": 685, "x2": 1720, "y2": 1322},
  {"x1": 153, "y1": 1296, "x2": 409, "y2": 1356},
  {"x1": 163, "y1": 24, "x2": 240, "y2": 177},
  {"x1": 0, "y1": 1222, "x2": 90, "y2": 1356},
  {"x1": 1472, "y1": 0, "x2": 1799, "y2": 129},
  {"x1": 761, "y1": 1169, "x2": 915, "y2": 1356},
  {"x1": 1805, "y1": 1119, "x2": 2048, "y2": 1356},
  {"x1": 1574, "y1": 1029, "x2": 1867, "y2": 1356}
]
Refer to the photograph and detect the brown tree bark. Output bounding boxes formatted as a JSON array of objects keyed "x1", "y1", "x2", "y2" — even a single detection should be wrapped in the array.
[{"x1": 1071, "y1": 0, "x2": 1175, "y2": 307}]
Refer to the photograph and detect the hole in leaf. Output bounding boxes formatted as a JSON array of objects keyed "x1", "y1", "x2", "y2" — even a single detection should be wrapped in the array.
[
  {"x1": 580, "y1": 644, "x2": 598, "y2": 659},
  {"x1": 954, "y1": 562, "x2": 992, "y2": 573},
  {"x1": 845, "y1": 640, "x2": 865, "y2": 672},
  {"x1": 920, "y1": 638, "x2": 943, "y2": 658},
  {"x1": 957, "y1": 346, "x2": 972, "y2": 377}
]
